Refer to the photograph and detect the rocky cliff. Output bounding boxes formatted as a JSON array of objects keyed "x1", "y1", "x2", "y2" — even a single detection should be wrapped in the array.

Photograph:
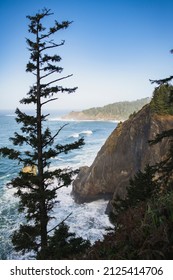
[{"x1": 72, "y1": 104, "x2": 173, "y2": 203}]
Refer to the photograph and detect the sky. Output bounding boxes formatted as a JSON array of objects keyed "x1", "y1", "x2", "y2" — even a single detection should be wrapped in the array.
[{"x1": 1, "y1": 0, "x2": 173, "y2": 111}]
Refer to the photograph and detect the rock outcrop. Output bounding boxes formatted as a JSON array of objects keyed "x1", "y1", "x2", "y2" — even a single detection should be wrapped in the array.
[{"x1": 72, "y1": 104, "x2": 173, "y2": 203}]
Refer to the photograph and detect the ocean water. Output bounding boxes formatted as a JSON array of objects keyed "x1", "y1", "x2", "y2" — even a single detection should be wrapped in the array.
[{"x1": 0, "y1": 110, "x2": 117, "y2": 259}]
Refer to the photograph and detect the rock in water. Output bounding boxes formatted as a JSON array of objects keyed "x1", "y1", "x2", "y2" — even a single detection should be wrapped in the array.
[{"x1": 72, "y1": 104, "x2": 173, "y2": 203}]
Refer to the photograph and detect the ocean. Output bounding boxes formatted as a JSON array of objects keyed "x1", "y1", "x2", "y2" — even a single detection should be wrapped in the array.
[{"x1": 0, "y1": 110, "x2": 117, "y2": 259}]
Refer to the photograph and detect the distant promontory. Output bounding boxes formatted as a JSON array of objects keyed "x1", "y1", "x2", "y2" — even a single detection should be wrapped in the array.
[{"x1": 62, "y1": 97, "x2": 150, "y2": 121}]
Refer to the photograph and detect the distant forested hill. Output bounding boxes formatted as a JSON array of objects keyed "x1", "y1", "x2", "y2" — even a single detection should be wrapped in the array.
[{"x1": 62, "y1": 97, "x2": 150, "y2": 121}]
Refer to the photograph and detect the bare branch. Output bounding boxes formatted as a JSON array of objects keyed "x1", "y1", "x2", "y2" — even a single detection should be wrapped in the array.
[
  {"x1": 53, "y1": 183, "x2": 70, "y2": 192},
  {"x1": 43, "y1": 124, "x2": 68, "y2": 148},
  {"x1": 40, "y1": 70, "x2": 57, "y2": 80},
  {"x1": 43, "y1": 114, "x2": 50, "y2": 119},
  {"x1": 47, "y1": 212, "x2": 72, "y2": 234},
  {"x1": 40, "y1": 40, "x2": 65, "y2": 52},
  {"x1": 41, "y1": 98, "x2": 58, "y2": 107},
  {"x1": 42, "y1": 74, "x2": 73, "y2": 88}
]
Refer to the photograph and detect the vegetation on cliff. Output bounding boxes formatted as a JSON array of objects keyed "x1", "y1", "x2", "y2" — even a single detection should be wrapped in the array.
[
  {"x1": 83, "y1": 158, "x2": 173, "y2": 260},
  {"x1": 84, "y1": 189, "x2": 173, "y2": 259},
  {"x1": 80, "y1": 77, "x2": 173, "y2": 260},
  {"x1": 63, "y1": 97, "x2": 150, "y2": 120},
  {"x1": 150, "y1": 84, "x2": 173, "y2": 115}
]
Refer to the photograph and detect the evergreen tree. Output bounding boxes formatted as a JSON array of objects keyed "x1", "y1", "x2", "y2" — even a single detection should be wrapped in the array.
[
  {"x1": 0, "y1": 8, "x2": 84, "y2": 259},
  {"x1": 45, "y1": 222, "x2": 90, "y2": 259},
  {"x1": 150, "y1": 84, "x2": 173, "y2": 115},
  {"x1": 110, "y1": 165, "x2": 157, "y2": 219},
  {"x1": 149, "y1": 49, "x2": 173, "y2": 191}
]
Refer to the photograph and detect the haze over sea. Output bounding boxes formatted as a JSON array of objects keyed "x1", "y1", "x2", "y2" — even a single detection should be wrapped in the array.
[{"x1": 0, "y1": 110, "x2": 116, "y2": 259}]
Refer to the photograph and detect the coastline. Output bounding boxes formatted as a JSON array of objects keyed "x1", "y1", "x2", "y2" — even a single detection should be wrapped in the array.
[{"x1": 58, "y1": 116, "x2": 124, "y2": 123}]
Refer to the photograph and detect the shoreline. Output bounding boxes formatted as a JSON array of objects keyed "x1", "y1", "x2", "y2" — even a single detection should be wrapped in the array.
[{"x1": 49, "y1": 116, "x2": 124, "y2": 123}]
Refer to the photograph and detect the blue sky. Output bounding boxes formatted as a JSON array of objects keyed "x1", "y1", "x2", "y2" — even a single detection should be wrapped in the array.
[{"x1": 1, "y1": 0, "x2": 173, "y2": 111}]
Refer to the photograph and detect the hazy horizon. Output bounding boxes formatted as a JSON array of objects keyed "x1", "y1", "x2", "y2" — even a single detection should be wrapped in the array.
[{"x1": 0, "y1": 96, "x2": 150, "y2": 115}]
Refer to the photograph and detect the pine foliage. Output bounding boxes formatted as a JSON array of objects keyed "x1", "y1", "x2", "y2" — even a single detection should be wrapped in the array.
[
  {"x1": 44, "y1": 223, "x2": 90, "y2": 260},
  {"x1": 111, "y1": 165, "x2": 157, "y2": 218},
  {"x1": 150, "y1": 84, "x2": 173, "y2": 115},
  {"x1": 0, "y1": 8, "x2": 85, "y2": 259}
]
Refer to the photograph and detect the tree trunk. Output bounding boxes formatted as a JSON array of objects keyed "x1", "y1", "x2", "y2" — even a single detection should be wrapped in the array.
[{"x1": 36, "y1": 26, "x2": 48, "y2": 259}]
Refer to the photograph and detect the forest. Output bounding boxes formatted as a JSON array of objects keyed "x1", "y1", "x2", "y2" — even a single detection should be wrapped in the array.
[
  {"x1": 82, "y1": 98, "x2": 150, "y2": 119},
  {"x1": 64, "y1": 97, "x2": 150, "y2": 120}
]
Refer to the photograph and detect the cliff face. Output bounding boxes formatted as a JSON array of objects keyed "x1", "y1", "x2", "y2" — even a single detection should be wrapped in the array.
[{"x1": 72, "y1": 104, "x2": 173, "y2": 203}]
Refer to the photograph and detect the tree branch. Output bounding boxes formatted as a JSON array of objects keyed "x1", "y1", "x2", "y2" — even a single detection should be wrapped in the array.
[
  {"x1": 43, "y1": 124, "x2": 68, "y2": 148},
  {"x1": 40, "y1": 70, "x2": 57, "y2": 80},
  {"x1": 41, "y1": 98, "x2": 58, "y2": 107},
  {"x1": 42, "y1": 74, "x2": 73, "y2": 88},
  {"x1": 40, "y1": 40, "x2": 65, "y2": 52},
  {"x1": 44, "y1": 113, "x2": 50, "y2": 119},
  {"x1": 53, "y1": 183, "x2": 70, "y2": 192},
  {"x1": 47, "y1": 212, "x2": 72, "y2": 234},
  {"x1": 149, "y1": 76, "x2": 173, "y2": 85}
]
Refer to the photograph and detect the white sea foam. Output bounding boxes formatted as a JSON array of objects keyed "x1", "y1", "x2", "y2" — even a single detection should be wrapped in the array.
[
  {"x1": 49, "y1": 182, "x2": 112, "y2": 244},
  {"x1": 0, "y1": 179, "x2": 112, "y2": 259},
  {"x1": 48, "y1": 117, "x2": 64, "y2": 122},
  {"x1": 69, "y1": 133, "x2": 80, "y2": 138},
  {"x1": 80, "y1": 130, "x2": 93, "y2": 135},
  {"x1": 69, "y1": 130, "x2": 93, "y2": 139},
  {"x1": 0, "y1": 116, "x2": 116, "y2": 259},
  {"x1": 48, "y1": 116, "x2": 78, "y2": 122}
]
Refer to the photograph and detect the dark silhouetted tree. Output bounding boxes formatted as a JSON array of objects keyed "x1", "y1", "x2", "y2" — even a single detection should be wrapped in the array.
[{"x1": 0, "y1": 8, "x2": 85, "y2": 259}]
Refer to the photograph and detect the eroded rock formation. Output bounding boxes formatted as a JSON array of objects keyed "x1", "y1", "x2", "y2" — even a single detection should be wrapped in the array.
[{"x1": 72, "y1": 104, "x2": 173, "y2": 203}]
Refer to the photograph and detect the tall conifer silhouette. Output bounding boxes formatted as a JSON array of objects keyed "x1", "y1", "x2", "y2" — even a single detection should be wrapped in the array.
[{"x1": 0, "y1": 8, "x2": 84, "y2": 259}]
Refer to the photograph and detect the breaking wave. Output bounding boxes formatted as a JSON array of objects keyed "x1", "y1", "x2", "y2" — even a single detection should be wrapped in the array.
[
  {"x1": 69, "y1": 130, "x2": 93, "y2": 138},
  {"x1": 0, "y1": 114, "x2": 117, "y2": 259}
]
